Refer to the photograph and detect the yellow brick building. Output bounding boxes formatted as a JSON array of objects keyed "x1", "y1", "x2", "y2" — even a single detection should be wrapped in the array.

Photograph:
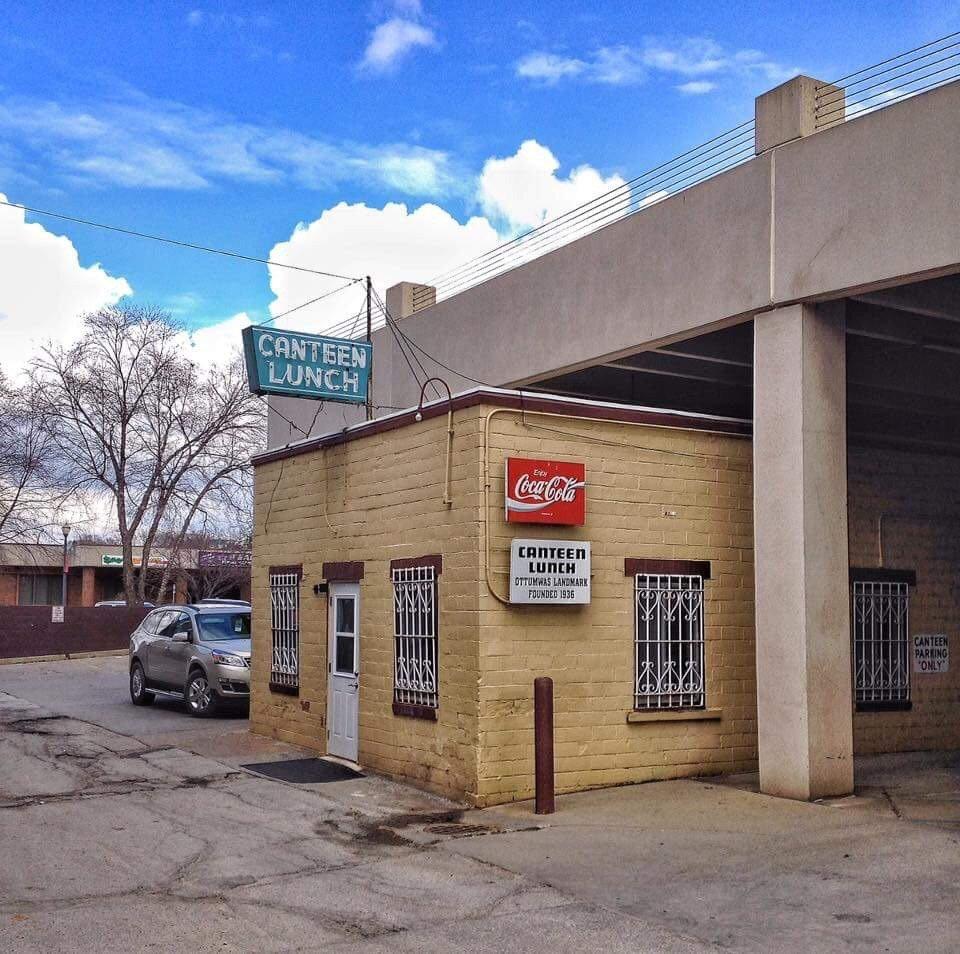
[{"x1": 251, "y1": 389, "x2": 960, "y2": 807}]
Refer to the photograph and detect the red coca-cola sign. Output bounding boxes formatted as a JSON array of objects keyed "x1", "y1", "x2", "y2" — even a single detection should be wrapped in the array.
[{"x1": 505, "y1": 457, "x2": 586, "y2": 525}]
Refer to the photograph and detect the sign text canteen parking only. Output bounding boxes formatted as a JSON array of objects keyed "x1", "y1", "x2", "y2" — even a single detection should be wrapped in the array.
[
  {"x1": 242, "y1": 326, "x2": 372, "y2": 403},
  {"x1": 914, "y1": 633, "x2": 949, "y2": 674}
]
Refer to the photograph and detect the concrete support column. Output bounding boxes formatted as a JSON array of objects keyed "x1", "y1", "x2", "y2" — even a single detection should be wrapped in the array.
[
  {"x1": 81, "y1": 567, "x2": 96, "y2": 607},
  {"x1": 753, "y1": 301, "x2": 853, "y2": 800}
]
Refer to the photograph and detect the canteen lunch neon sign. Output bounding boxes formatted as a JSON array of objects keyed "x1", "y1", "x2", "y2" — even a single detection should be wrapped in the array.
[{"x1": 242, "y1": 325, "x2": 372, "y2": 403}]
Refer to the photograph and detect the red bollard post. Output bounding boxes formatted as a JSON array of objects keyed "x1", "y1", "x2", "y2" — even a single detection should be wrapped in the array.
[{"x1": 534, "y1": 676, "x2": 555, "y2": 814}]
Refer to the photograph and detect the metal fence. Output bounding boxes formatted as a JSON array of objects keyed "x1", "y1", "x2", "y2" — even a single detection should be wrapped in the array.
[
  {"x1": 815, "y1": 32, "x2": 960, "y2": 128},
  {"x1": 393, "y1": 564, "x2": 438, "y2": 708},
  {"x1": 634, "y1": 574, "x2": 705, "y2": 710}
]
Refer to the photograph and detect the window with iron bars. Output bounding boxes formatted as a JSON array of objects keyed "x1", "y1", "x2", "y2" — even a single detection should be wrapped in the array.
[
  {"x1": 393, "y1": 565, "x2": 438, "y2": 708},
  {"x1": 269, "y1": 570, "x2": 300, "y2": 689},
  {"x1": 634, "y1": 574, "x2": 705, "y2": 710},
  {"x1": 852, "y1": 580, "x2": 910, "y2": 706}
]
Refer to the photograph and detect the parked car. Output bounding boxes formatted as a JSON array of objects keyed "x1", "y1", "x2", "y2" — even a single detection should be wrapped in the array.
[{"x1": 128, "y1": 602, "x2": 251, "y2": 716}]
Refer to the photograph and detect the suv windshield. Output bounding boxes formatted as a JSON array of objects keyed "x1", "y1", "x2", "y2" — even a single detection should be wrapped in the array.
[{"x1": 196, "y1": 612, "x2": 251, "y2": 641}]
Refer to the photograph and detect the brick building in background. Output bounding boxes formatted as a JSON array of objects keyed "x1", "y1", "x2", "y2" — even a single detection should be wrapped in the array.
[{"x1": 0, "y1": 544, "x2": 250, "y2": 607}]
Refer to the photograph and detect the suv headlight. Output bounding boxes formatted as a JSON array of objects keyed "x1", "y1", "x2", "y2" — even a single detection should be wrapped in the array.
[{"x1": 211, "y1": 652, "x2": 246, "y2": 667}]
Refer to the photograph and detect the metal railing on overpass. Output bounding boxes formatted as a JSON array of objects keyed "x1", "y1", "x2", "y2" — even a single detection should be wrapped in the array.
[{"x1": 323, "y1": 32, "x2": 960, "y2": 338}]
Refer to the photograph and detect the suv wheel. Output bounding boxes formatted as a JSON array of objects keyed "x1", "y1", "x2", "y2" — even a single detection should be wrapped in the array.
[
  {"x1": 186, "y1": 670, "x2": 218, "y2": 717},
  {"x1": 130, "y1": 662, "x2": 155, "y2": 706}
]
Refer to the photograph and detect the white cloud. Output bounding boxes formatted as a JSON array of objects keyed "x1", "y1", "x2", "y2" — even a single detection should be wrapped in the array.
[
  {"x1": 0, "y1": 91, "x2": 459, "y2": 197},
  {"x1": 478, "y1": 139, "x2": 626, "y2": 231},
  {"x1": 677, "y1": 80, "x2": 717, "y2": 95},
  {"x1": 642, "y1": 37, "x2": 727, "y2": 76},
  {"x1": 361, "y1": 18, "x2": 437, "y2": 72},
  {"x1": 183, "y1": 312, "x2": 252, "y2": 366},
  {"x1": 0, "y1": 195, "x2": 131, "y2": 374},
  {"x1": 266, "y1": 202, "x2": 499, "y2": 333},
  {"x1": 516, "y1": 52, "x2": 586, "y2": 83},
  {"x1": 259, "y1": 140, "x2": 642, "y2": 333},
  {"x1": 517, "y1": 36, "x2": 798, "y2": 91}
]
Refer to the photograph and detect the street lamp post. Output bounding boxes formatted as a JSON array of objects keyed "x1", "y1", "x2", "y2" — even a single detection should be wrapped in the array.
[{"x1": 61, "y1": 524, "x2": 71, "y2": 608}]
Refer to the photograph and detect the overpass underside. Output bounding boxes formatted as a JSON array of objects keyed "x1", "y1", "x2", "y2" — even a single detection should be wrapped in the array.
[{"x1": 528, "y1": 274, "x2": 960, "y2": 457}]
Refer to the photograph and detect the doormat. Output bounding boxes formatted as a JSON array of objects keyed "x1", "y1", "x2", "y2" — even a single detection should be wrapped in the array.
[{"x1": 241, "y1": 757, "x2": 364, "y2": 783}]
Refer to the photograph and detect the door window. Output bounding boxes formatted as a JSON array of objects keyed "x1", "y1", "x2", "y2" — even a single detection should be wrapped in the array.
[{"x1": 334, "y1": 597, "x2": 356, "y2": 675}]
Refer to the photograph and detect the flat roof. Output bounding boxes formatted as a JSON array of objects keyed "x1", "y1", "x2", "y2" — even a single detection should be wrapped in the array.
[{"x1": 253, "y1": 387, "x2": 751, "y2": 467}]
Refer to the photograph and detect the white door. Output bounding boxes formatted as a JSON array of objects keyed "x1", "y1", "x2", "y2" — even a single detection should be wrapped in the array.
[{"x1": 327, "y1": 583, "x2": 360, "y2": 762}]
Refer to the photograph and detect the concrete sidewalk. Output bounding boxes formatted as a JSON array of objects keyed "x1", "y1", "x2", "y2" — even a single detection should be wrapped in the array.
[{"x1": 444, "y1": 763, "x2": 960, "y2": 953}]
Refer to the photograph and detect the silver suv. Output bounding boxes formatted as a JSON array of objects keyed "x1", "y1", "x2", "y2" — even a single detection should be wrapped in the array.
[{"x1": 129, "y1": 602, "x2": 252, "y2": 716}]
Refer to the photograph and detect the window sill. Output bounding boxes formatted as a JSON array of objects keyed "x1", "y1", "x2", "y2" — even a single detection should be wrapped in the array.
[
  {"x1": 269, "y1": 682, "x2": 299, "y2": 696},
  {"x1": 393, "y1": 701, "x2": 437, "y2": 721},
  {"x1": 627, "y1": 708, "x2": 722, "y2": 724},
  {"x1": 856, "y1": 700, "x2": 912, "y2": 712}
]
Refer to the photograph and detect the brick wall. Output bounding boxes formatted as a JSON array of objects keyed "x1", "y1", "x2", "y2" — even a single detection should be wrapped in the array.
[
  {"x1": 476, "y1": 411, "x2": 756, "y2": 805},
  {"x1": 0, "y1": 606, "x2": 148, "y2": 658},
  {"x1": 250, "y1": 410, "x2": 484, "y2": 801},
  {"x1": 0, "y1": 571, "x2": 17, "y2": 605},
  {"x1": 251, "y1": 402, "x2": 757, "y2": 805},
  {"x1": 848, "y1": 446, "x2": 960, "y2": 753}
]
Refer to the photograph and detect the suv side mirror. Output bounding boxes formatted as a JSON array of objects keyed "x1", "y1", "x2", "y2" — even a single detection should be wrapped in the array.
[{"x1": 172, "y1": 631, "x2": 190, "y2": 643}]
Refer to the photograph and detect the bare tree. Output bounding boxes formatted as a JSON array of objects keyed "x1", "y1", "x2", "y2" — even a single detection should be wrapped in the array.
[
  {"x1": 0, "y1": 369, "x2": 63, "y2": 544},
  {"x1": 31, "y1": 304, "x2": 265, "y2": 604}
]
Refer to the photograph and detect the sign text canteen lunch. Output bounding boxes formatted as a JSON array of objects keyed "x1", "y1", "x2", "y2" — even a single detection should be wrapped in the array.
[
  {"x1": 242, "y1": 326, "x2": 372, "y2": 403},
  {"x1": 509, "y1": 540, "x2": 591, "y2": 605}
]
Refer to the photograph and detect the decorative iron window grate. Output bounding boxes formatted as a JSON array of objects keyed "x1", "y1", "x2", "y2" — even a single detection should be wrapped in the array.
[
  {"x1": 269, "y1": 571, "x2": 300, "y2": 688},
  {"x1": 635, "y1": 574, "x2": 705, "y2": 710},
  {"x1": 393, "y1": 565, "x2": 438, "y2": 708},
  {"x1": 852, "y1": 581, "x2": 910, "y2": 705}
]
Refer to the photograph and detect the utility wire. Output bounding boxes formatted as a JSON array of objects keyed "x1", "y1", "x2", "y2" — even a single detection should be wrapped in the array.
[
  {"x1": 0, "y1": 198, "x2": 362, "y2": 282},
  {"x1": 371, "y1": 285, "x2": 492, "y2": 390},
  {"x1": 256, "y1": 279, "x2": 363, "y2": 327}
]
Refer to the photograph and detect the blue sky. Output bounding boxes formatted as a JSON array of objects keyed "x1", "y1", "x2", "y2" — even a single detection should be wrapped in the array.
[{"x1": 0, "y1": 0, "x2": 957, "y2": 362}]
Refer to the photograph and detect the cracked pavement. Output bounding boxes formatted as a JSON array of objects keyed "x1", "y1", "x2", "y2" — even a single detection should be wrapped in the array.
[
  {"x1": 3, "y1": 657, "x2": 960, "y2": 953},
  {"x1": 0, "y1": 681, "x2": 712, "y2": 953}
]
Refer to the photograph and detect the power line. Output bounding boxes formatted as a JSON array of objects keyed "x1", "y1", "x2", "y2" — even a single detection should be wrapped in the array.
[
  {"x1": 0, "y1": 198, "x2": 362, "y2": 282},
  {"x1": 371, "y1": 285, "x2": 491, "y2": 390},
  {"x1": 256, "y1": 279, "x2": 362, "y2": 327}
]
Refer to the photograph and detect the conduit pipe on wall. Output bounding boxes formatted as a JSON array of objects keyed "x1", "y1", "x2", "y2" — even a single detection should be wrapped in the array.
[
  {"x1": 481, "y1": 406, "x2": 749, "y2": 606},
  {"x1": 415, "y1": 378, "x2": 455, "y2": 508}
]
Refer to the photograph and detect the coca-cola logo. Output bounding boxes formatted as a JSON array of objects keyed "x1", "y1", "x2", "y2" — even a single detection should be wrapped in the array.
[
  {"x1": 510, "y1": 473, "x2": 584, "y2": 510},
  {"x1": 505, "y1": 458, "x2": 586, "y2": 524}
]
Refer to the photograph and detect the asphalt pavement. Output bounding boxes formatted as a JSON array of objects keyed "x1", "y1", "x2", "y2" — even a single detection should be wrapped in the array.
[{"x1": 2, "y1": 655, "x2": 959, "y2": 953}]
